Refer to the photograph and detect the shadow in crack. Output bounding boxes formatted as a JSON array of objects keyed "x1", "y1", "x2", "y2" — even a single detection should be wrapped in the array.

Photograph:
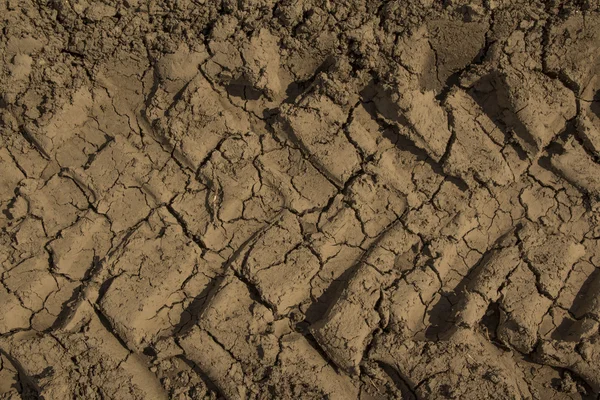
[
  {"x1": 225, "y1": 77, "x2": 262, "y2": 101},
  {"x1": 571, "y1": 267, "x2": 600, "y2": 318},
  {"x1": 302, "y1": 260, "x2": 361, "y2": 325},
  {"x1": 467, "y1": 71, "x2": 537, "y2": 150},
  {"x1": 435, "y1": 38, "x2": 491, "y2": 102},
  {"x1": 424, "y1": 229, "x2": 517, "y2": 342},
  {"x1": 376, "y1": 361, "x2": 417, "y2": 400},
  {"x1": 357, "y1": 81, "x2": 469, "y2": 191},
  {"x1": 552, "y1": 268, "x2": 600, "y2": 342},
  {"x1": 590, "y1": 89, "x2": 600, "y2": 119},
  {"x1": 0, "y1": 349, "x2": 43, "y2": 399},
  {"x1": 172, "y1": 275, "x2": 223, "y2": 336},
  {"x1": 49, "y1": 285, "x2": 84, "y2": 331},
  {"x1": 262, "y1": 54, "x2": 337, "y2": 120},
  {"x1": 176, "y1": 353, "x2": 224, "y2": 396},
  {"x1": 358, "y1": 97, "x2": 444, "y2": 165}
]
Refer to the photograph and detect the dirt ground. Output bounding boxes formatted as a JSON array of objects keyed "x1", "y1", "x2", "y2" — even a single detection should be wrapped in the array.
[{"x1": 1, "y1": 0, "x2": 600, "y2": 399}]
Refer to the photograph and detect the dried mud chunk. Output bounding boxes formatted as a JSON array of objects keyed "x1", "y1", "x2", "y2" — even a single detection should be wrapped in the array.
[
  {"x1": 551, "y1": 138, "x2": 600, "y2": 198},
  {"x1": 85, "y1": 2, "x2": 117, "y2": 20},
  {"x1": 30, "y1": 86, "x2": 110, "y2": 169},
  {"x1": 519, "y1": 225, "x2": 585, "y2": 299},
  {"x1": 454, "y1": 245, "x2": 522, "y2": 327},
  {"x1": 516, "y1": 358, "x2": 587, "y2": 400},
  {"x1": 405, "y1": 180, "x2": 473, "y2": 241},
  {"x1": 427, "y1": 19, "x2": 488, "y2": 87},
  {"x1": 258, "y1": 144, "x2": 337, "y2": 213},
  {"x1": 5, "y1": 35, "x2": 44, "y2": 57},
  {"x1": 371, "y1": 330, "x2": 531, "y2": 399},
  {"x1": 30, "y1": 275, "x2": 79, "y2": 331},
  {"x1": 169, "y1": 196, "x2": 257, "y2": 257},
  {"x1": 386, "y1": 267, "x2": 440, "y2": 339},
  {"x1": 5, "y1": 217, "x2": 47, "y2": 263},
  {"x1": 536, "y1": 270, "x2": 600, "y2": 393},
  {"x1": 546, "y1": 14, "x2": 600, "y2": 93},
  {"x1": 373, "y1": 86, "x2": 452, "y2": 162},
  {"x1": 394, "y1": 26, "x2": 438, "y2": 91},
  {"x1": 347, "y1": 174, "x2": 407, "y2": 237},
  {"x1": 311, "y1": 194, "x2": 366, "y2": 258},
  {"x1": 198, "y1": 277, "x2": 279, "y2": 381},
  {"x1": 82, "y1": 136, "x2": 161, "y2": 232},
  {"x1": 0, "y1": 332, "x2": 73, "y2": 399},
  {"x1": 345, "y1": 103, "x2": 384, "y2": 156},
  {"x1": 557, "y1": 260, "x2": 598, "y2": 316},
  {"x1": 81, "y1": 136, "x2": 151, "y2": 193},
  {"x1": 151, "y1": 351, "x2": 215, "y2": 400},
  {"x1": 364, "y1": 223, "x2": 421, "y2": 275},
  {"x1": 497, "y1": 264, "x2": 553, "y2": 353},
  {"x1": 307, "y1": 246, "x2": 365, "y2": 315},
  {"x1": 27, "y1": 87, "x2": 94, "y2": 157},
  {"x1": 266, "y1": 333, "x2": 359, "y2": 399},
  {"x1": 435, "y1": 239, "x2": 482, "y2": 297},
  {"x1": 199, "y1": 133, "x2": 282, "y2": 224},
  {"x1": 93, "y1": 65, "x2": 148, "y2": 141},
  {"x1": 173, "y1": 133, "x2": 284, "y2": 254},
  {"x1": 237, "y1": 212, "x2": 319, "y2": 313},
  {"x1": 241, "y1": 28, "x2": 283, "y2": 99},
  {"x1": 306, "y1": 195, "x2": 367, "y2": 313},
  {"x1": 578, "y1": 112, "x2": 600, "y2": 156},
  {"x1": 19, "y1": 175, "x2": 87, "y2": 237},
  {"x1": 253, "y1": 247, "x2": 320, "y2": 314},
  {"x1": 519, "y1": 182, "x2": 556, "y2": 222},
  {"x1": 443, "y1": 89, "x2": 513, "y2": 186},
  {"x1": 286, "y1": 32, "x2": 337, "y2": 81},
  {"x1": 0, "y1": 282, "x2": 32, "y2": 333},
  {"x1": 501, "y1": 142, "x2": 530, "y2": 179},
  {"x1": 3, "y1": 255, "x2": 58, "y2": 313},
  {"x1": 572, "y1": 268, "x2": 600, "y2": 320},
  {"x1": 155, "y1": 43, "x2": 208, "y2": 93},
  {"x1": 178, "y1": 327, "x2": 250, "y2": 399},
  {"x1": 99, "y1": 186, "x2": 150, "y2": 233},
  {"x1": 53, "y1": 122, "x2": 110, "y2": 169},
  {"x1": 145, "y1": 157, "x2": 190, "y2": 204},
  {"x1": 0, "y1": 353, "x2": 21, "y2": 398},
  {"x1": 74, "y1": 305, "x2": 168, "y2": 398},
  {"x1": 169, "y1": 184, "x2": 214, "y2": 240},
  {"x1": 537, "y1": 337, "x2": 600, "y2": 393},
  {"x1": 502, "y1": 68, "x2": 576, "y2": 155},
  {"x1": 417, "y1": 237, "x2": 461, "y2": 284},
  {"x1": 154, "y1": 73, "x2": 250, "y2": 170},
  {"x1": 2, "y1": 302, "x2": 167, "y2": 400},
  {"x1": 279, "y1": 94, "x2": 361, "y2": 186},
  {"x1": 204, "y1": 38, "x2": 245, "y2": 84},
  {"x1": 48, "y1": 211, "x2": 112, "y2": 280},
  {"x1": 99, "y1": 208, "x2": 211, "y2": 350},
  {"x1": 79, "y1": 144, "x2": 188, "y2": 227},
  {"x1": 368, "y1": 146, "x2": 442, "y2": 208},
  {"x1": 311, "y1": 265, "x2": 383, "y2": 375},
  {"x1": 0, "y1": 147, "x2": 25, "y2": 203},
  {"x1": 8, "y1": 53, "x2": 33, "y2": 82}
]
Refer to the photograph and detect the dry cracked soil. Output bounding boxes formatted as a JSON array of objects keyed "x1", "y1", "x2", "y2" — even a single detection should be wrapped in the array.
[{"x1": 2, "y1": 0, "x2": 600, "y2": 399}]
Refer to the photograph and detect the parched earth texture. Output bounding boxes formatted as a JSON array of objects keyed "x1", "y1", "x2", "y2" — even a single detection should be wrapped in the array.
[{"x1": 2, "y1": 0, "x2": 600, "y2": 399}]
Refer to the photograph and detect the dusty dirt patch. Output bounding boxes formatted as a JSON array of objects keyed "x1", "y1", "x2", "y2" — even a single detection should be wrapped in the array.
[{"x1": 1, "y1": 1, "x2": 600, "y2": 399}]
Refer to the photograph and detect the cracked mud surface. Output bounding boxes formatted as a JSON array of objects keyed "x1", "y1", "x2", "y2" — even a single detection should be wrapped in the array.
[{"x1": 2, "y1": 0, "x2": 600, "y2": 399}]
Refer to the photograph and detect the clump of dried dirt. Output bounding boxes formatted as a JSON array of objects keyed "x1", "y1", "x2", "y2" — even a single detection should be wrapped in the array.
[{"x1": 2, "y1": 0, "x2": 600, "y2": 399}]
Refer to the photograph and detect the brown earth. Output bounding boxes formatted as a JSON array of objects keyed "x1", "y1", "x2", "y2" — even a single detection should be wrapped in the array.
[{"x1": 1, "y1": 0, "x2": 600, "y2": 399}]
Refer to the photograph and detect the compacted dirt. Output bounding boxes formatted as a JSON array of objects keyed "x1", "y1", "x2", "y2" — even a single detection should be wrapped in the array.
[{"x1": 2, "y1": 0, "x2": 600, "y2": 399}]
